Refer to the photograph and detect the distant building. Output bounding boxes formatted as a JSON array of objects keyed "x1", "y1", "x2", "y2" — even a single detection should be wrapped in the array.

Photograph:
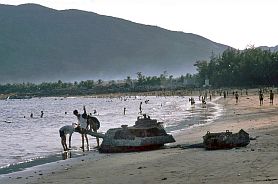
[{"x1": 203, "y1": 79, "x2": 211, "y2": 87}]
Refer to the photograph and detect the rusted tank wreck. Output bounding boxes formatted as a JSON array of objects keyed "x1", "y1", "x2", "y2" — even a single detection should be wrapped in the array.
[
  {"x1": 203, "y1": 129, "x2": 250, "y2": 150},
  {"x1": 87, "y1": 114, "x2": 176, "y2": 153}
]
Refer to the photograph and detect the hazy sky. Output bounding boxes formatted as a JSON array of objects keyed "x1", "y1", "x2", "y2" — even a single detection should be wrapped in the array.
[{"x1": 1, "y1": 0, "x2": 277, "y2": 49}]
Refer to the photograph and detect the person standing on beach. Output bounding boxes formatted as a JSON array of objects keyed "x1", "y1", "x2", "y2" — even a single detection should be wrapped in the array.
[
  {"x1": 139, "y1": 102, "x2": 143, "y2": 114},
  {"x1": 73, "y1": 106, "x2": 89, "y2": 151},
  {"x1": 235, "y1": 91, "x2": 239, "y2": 104},
  {"x1": 87, "y1": 114, "x2": 101, "y2": 148},
  {"x1": 189, "y1": 97, "x2": 195, "y2": 105},
  {"x1": 59, "y1": 124, "x2": 77, "y2": 151},
  {"x1": 270, "y1": 90, "x2": 274, "y2": 104},
  {"x1": 259, "y1": 90, "x2": 264, "y2": 106}
]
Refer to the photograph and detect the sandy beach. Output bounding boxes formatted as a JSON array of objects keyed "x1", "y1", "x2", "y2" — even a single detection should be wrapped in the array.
[{"x1": 1, "y1": 92, "x2": 278, "y2": 184}]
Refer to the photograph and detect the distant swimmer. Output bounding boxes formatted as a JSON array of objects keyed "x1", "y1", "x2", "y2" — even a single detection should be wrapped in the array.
[
  {"x1": 30, "y1": 113, "x2": 33, "y2": 118},
  {"x1": 124, "y1": 107, "x2": 126, "y2": 115},
  {"x1": 40, "y1": 111, "x2": 44, "y2": 118}
]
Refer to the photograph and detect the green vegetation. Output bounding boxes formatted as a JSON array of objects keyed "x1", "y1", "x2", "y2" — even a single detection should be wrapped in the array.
[
  {"x1": 1, "y1": 47, "x2": 277, "y2": 98},
  {"x1": 0, "y1": 72, "x2": 197, "y2": 97},
  {"x1": 194, "y1": 47, "x2": 278, "y2": 87}
]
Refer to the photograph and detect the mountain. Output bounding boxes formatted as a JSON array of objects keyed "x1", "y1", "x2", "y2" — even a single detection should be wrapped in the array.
[
  {"x1": 258, "y1": 45, "x2": 278, "y2": 52},
  {"x1": 0, "y1": 3, "x2": 229, "y2": 83}
]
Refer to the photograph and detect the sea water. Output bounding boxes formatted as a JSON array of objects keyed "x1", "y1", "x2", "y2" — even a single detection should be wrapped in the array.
[{"x1": 0, "y1": 95, "x2": 223, "y2": 173}]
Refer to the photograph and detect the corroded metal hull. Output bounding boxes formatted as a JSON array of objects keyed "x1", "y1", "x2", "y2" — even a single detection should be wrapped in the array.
[
  {"x1": 203, "y1": 129, "x2": 250, "y2": 150},
  {"x1": 99, "y1": 128, "x2": 175, "y2": 153},
  {"x1": 94, "y1": 115, "x2": 176, "y2": 153}
]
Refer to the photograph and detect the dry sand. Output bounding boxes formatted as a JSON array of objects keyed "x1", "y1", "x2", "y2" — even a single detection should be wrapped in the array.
[{"x1": 1, "y1": 93, "x2": 278, "y2": 184}]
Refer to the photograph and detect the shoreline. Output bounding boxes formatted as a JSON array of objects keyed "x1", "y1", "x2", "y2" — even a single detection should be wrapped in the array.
[
  {"x1": 0, "y1": 95, "x2": 221, "y2": 174},
  {"x1": 0, "y1": 88, "x2": 253, "y2": 100},
  {"x1": 1, "y1": 94, "x2": 278, "y2": 183}
]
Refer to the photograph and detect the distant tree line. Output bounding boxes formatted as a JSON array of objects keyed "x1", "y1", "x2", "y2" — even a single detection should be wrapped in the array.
[
  {"x1": 1, "y1": 47, "x2": 277, "y2": 97},
  {"x1": 0, "y1": 72, "x2": 197, "y2": 97},
  {"x1": 194, "y1": 47, "x2": 278, "y2": 87}
]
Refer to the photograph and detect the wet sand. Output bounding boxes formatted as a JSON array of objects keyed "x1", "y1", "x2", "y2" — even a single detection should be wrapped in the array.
[{"x1": 1, "y1": 93, "x2": 278, "y2": 184}]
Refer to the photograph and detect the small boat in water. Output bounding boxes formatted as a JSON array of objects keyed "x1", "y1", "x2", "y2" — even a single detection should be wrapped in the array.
[
  {"x1": 203, "y1": 129, "x2": 250, "y2": 150},
  {"x1": 87, "y1": 114, "x2": 176, "y2": 153}
]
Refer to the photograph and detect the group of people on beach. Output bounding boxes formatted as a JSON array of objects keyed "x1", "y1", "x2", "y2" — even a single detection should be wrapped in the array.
[
  {"x1": 59, "y1": 106, "x2": 100, "y2": 152},
  {"x1": 58, "y1": 88, "x2": 275, "y2": 152},
  {"x1": 60, "y1": 98, "x2": 145, "y2": 152},
  {"x1": 232, "y1": 89, "x2": 275, "y2": 105},
  {"x1": 189, "y1": 88, "x2": 275, "y2": 107},
  {"x1": 209, "y1": 88, "x2": 275, "y2": 105}
]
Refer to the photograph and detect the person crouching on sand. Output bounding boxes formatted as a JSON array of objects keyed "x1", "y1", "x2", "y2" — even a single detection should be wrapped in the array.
[
  {"x1": 73, "y1": 106, "x2": 89, "y2": 151},
  {"x1": 59, "y1": 123, "x2": 78, "y2": 151}
]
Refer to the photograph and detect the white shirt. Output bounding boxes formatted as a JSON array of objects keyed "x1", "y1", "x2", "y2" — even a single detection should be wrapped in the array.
[{"x1": 78, "y1": 115, "x2": 87, "y2": 129}]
